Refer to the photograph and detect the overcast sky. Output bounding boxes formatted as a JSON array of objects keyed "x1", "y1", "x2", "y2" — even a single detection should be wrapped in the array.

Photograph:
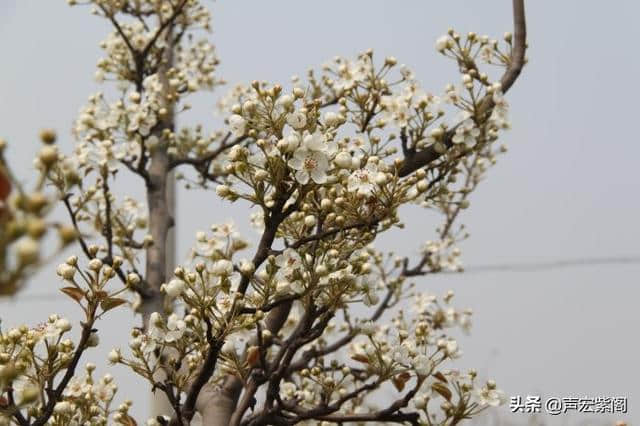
[{"x1": 1, "y1": 1, "x2": 639, "y2": 425}]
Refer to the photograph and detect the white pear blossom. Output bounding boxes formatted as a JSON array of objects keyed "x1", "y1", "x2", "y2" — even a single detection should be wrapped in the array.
[
  {"x1": 347, "y1": 162, "x2": 378, "y2": 195},
  {"x1": 286, "y1": 111, "x2": 307, "y2": 129},
  {"x1": 452, "y1": 118, "x2": 481, "y2": 148},
  {"x1": 334, "y1": 150, "x2": 352, "y2": 169},
  {"x1": 275, "y1": 248, "x2": 302, "y2": 277},
  {"x1": 228, "y1": 114, "x2": 246, "y2": 136},
  {"x1": 474, "y1": 386, "x2": 507, "y2": 407},
  {"x1": 209, "y1": 259, "x2": 233, "y2": 276},
  {"x1": 288, "y1": 148, "x2": 329, "y2": 184},
  {"x1": 413, "y1": 354, "x2": 434, "y2": 376},
  {"x1": 165, "y1": 314, "x2": 186, "y2": 343},
  {"x1": 380, "y1": 95, "x2": 411, "y2": 128}
]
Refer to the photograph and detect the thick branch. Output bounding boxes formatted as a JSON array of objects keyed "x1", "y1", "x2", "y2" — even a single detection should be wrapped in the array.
[
  {"x1": 140, "y1": 22, "x2": 177, "y2": 328},
  {"x1": 501, "y1": 0, "x2": 527, "y2": 93}
]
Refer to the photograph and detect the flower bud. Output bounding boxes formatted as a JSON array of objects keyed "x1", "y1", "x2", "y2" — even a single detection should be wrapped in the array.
[
  {"x1": 239, "y1": 260, "x2": 255, "y2": 275},
  {"x1": 54, "y1": 401, "x2": 73, "y2": 415},
  {"x1": 88, "y1": 258, "x2": 103, "y2": 271},
  {"x1": 107, "y1": 349, "x2": 122, "y2": 364},
  {"x1": 304, "y1": 215, "x2": 316, "y2": 227},
  {"x1": 87, "y1": 332, "x2": 100, "y2": 347},
  {"x1": 39, "y1": 145, "x2": 59, "y2": 166},
  {"x1": 56, "y1": 263, "x2": 76, "y2": 280},
  {"x1": 58, "y1": 226, "x2": 77, "y2": 245},
  {"x1": 55, "y1": 318, "x2": 72, "y2": 332},
  {"x1": 216, "y1": 185, "x2": 231, "y2": 197},
  {"x1": 16, "y1": 238, "x2": 39, "y2": 265},
  {"x1": 334, "y1": 151, "x2": 352, "y2": 169},
  {"x1": 164, "y1": 279, "x2": 185, "y2": 298},
  {"x1": 320, "y1": 198, "x2": 332, "y2": 210},
  {"x1": 39, "y1": 129, "x2": 57, "y2": 144},
  {"x1": 254, "y1": 169, "x2": 269, "y2": 181},
  {"x1": 375, "y1": 172, "x2": 388, "y2": 185},
  {"x1": 210, "y1": 259, "x2": 233, "y2": 276},
  {"x1": 127, "y1": 273, "x2": 141, "y2": 286}
]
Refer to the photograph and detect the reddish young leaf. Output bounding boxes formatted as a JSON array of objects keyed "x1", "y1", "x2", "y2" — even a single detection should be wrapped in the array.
[
  {"x1": 120, "y1": 415, "x2": 137, "y2": 426},
  {"x1": 0, "y1": 168, "x2": 11, "y2": 201},
  {"x1": 246, "y1": 345, "x2": 261, "y2": 367},
  {"x1": 60, "y1": 287, "x2": 85, "y2": 302},
  {"x1": 431, "y1": 382, "x2": 452, "y2": 401},
  {"x1": 100, "y1": 297, "x2": 127, "y2": 312},
  {"x1": 392, "y1": 372, "x2": 412, "y2": 392},
  {"x1": 350, "y1": 353, "x2": 370, "y2": 364},
  {"x1": 433, "y1": 371, "x2": 448, "y2": 383}
]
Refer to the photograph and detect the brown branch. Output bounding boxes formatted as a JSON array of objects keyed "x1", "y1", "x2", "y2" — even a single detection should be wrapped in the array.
[
  {"x1": 501, "y1": 0, "x2": 527, "y2": 93},
  {"x1": 286, "y1": 218, "x2": 380, "y2": 251},
  {"x1": 195, "y1": 188, "x2": 300, "y2": 425},
  {"x1": 140, "y1": 0, "x2": 189, "y2": 60},
  {"x1": 305, "y1": 378, "x2": 423, "y2": 426},
  {"x1": 238, "y1": 294, "x2": 300, "y2": 315},
  {"x1": 360, "y1": 96, "x2": 380, "y2": 133},
  {"x1": 236, "y1": 187, "x2": 299, "y2": 296},
  {"x1": 404, "y1": 152, "x2": 480, "y2": 277},
  {"x1": 62, "y1": 195, "x2": 92, "y2": 260},
  {"x1": 101, "y1": 176, "x2": 114, "y2": 261},
  {"x1": 170, "y1": 317, "x2": 223, "y2": 425},
  {"x1": 120, "y1": 158, "x2": 151, "y2": 186},
  {"x1": 285, "y1": 285, "x2": 394, "y2": 376},
  {"x1": 281, "y1": 379, "x2": 382, "y2": 420},
  {"x1": 229, "y1": 382, "x2": 259, "y2": 426},
  {"x1": 98, "y1": 5, "x2": 138, "y2": 57},
  {"x1": 8, "y1": 388, "x2": 29, "y2": 425},
  {"x1": 169, "y1": 134, "x2": 247, "y2": 170},
  {"x1": 31, "y1": 319, "x2": 97, "y2": 426}
]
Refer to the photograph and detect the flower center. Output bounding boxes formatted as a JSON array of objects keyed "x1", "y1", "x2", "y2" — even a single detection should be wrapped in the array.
[
  {"x1": 303, "y1": 156, "x2": 317, "y2": 170},
  {"x1": 356, "y1": 170, "x2": 369, "y2": 182}
]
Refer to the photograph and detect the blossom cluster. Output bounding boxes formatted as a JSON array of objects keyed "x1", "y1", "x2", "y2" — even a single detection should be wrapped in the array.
[
  {"x1": 0, "y1": 133, "x2": 76, "y2": 296},
  {"x1": 0, "y1": 254, "x2": 132, "y2": 425},
  {"x1": 1, "y1": 0, "x2": 524, "y2": 422}
]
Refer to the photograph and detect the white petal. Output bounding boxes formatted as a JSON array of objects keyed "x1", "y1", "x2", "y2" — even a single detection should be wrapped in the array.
[{"x1": 296, "y1": 170, "x2": 309, "y2": 184}]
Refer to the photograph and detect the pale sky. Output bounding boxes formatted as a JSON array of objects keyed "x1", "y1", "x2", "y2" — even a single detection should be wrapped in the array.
[{"x1": 1, "y1": 1, "x2": 639, "y2": 425}]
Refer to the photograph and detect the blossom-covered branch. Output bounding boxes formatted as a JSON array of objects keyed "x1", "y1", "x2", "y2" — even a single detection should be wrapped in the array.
[{"x1": 1, "y1": 0, "x2": 527, "y2": 425}]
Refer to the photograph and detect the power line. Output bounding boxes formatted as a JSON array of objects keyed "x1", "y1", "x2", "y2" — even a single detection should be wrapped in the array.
[
  {"x1": 464, "y1": 256, "x2": 640, "y2": 273},
  {"x1": 3, "y1": 256, "x2": 640, "y2": 302}
]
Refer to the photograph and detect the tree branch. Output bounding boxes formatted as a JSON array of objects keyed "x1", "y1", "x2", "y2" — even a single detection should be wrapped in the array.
[
  {"x1": 168, "y1": 134, "x2": 247, "y2": 170},
  {"x1": 397, "y1": 0, "x2": 526, "y2": 178},
  {"x1": 31, "y1": 319, "x2": 97, "y2": 426}
]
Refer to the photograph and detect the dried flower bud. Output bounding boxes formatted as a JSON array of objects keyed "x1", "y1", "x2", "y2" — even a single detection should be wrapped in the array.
[{"x1": 39, "y1": 129, "x2": 57, "y2": 144}]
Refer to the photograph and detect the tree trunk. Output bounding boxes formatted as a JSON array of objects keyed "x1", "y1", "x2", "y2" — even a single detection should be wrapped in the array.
[{"x1": 141, "y1": 27, "x2": 177, "y2": 421}]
